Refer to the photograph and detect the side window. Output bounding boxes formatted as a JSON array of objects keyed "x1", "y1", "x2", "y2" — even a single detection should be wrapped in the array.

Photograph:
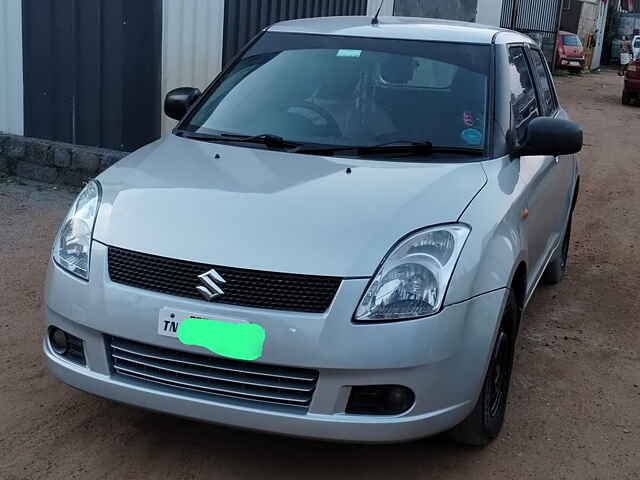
[
  {"x1": 508, "y1": 47, "x2": 539, "y2": 143},
  {"x1": 530, "y1": 49, "x2": 558, "y2": 115}
]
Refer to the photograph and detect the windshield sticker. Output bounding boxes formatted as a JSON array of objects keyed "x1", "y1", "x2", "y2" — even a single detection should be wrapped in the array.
[
  {"x1": 463, "y1": 111, "x2": 475, "y2": 127},
  {"x1": 337, "y1": 49, "x2": 362, "y2": 58},
  {"x1": 461, "y1": 128, "x2": 483, "y2": 146}
]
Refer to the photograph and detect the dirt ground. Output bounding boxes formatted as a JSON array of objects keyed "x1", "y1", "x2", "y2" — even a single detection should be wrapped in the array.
[{"x1": 1, "y1": 69, "x2": 639, "y2": 480}]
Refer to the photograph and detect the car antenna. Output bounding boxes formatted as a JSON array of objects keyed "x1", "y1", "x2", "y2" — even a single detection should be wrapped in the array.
[{"x1": 371, "y1": 0, "x2": 384, "y2": 25}]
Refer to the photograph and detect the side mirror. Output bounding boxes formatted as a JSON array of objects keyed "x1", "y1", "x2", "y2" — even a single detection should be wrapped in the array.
[
  {"x1": 164, "y1": 87, "x2": 202, "y2": 121},
  {"x1": 517, "y1": 117, "x2": 583, "y2": 156}
]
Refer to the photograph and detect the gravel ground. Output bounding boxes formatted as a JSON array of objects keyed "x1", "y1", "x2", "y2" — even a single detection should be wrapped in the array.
[{"x1": 0, "y1": 70, "x2": 639, "y2": 479}]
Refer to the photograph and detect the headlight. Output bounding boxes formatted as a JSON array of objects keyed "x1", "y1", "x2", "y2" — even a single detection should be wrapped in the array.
[
  {"x1": 52, "y1": 181, "x2": 101, "y2": 280},
  {"x1": 354, "y1": 224, "x2": 470, "y2": 322}
]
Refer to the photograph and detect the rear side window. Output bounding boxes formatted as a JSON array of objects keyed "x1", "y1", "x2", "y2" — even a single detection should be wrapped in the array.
[
  {"x1": 529, "y1": 49, "x2": 558, "y2": 116},
  {"x1": 508, "y1": 47, "x2": 538, "y2": 143}
]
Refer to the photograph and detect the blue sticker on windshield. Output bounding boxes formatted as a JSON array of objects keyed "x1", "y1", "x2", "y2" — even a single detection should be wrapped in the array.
[{"x1": 461, "y1": 128, "x2": 483, "y2": 146}]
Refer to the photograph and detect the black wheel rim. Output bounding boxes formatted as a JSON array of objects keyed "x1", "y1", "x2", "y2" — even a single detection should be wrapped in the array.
[{"x1": 488, "y1": 330, "x2": 512, "y2": 418}]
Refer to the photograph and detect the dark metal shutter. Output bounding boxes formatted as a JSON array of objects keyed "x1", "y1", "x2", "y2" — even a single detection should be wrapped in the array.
[
  {"x1": 22, "y1": 0, "x2": 162, "y2": 151},
  {"x1": 222, "y1": 0, "x2": 368, "y2": 66},
  {"x1": 500, "y1": 0, "x2": 563, "y2": 65}
]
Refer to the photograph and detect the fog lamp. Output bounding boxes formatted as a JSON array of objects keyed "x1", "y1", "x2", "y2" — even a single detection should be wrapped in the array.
[
  {"x1": 346, "y1": 385, "x2": 415, "y2": 415},
  {"x1": 49, "y1": 328, "x2": 69, "y2": 355}
]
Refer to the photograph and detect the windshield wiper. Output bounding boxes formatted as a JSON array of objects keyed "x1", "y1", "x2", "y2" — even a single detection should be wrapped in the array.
[
  {"x1": 176, "y1": 133, "x2": 484, "y2": 157},
  {"x1": 291, "y1": 141, "x2": 483, "y2": 157},
  {"x1": 176, "y1": 130, "x2": 299, "y2": 149}
]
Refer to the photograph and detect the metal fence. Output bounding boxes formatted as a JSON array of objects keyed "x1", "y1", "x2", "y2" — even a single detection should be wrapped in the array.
[
  {"x1": 222, "y1": 0, "x2": 368, "y2": 66},
  {"x1": 21, "y1": 0, "x2": 162, "y2": 151},
  {"x1": 500, "y1": 0, "x2": 563, "y2": 64}
]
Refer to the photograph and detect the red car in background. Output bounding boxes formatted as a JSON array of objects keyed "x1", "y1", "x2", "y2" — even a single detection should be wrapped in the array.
[
  {"x1": 556, "y1": 31, "x2": 585, "y2": 73},
  {"x1": 622, "y1": 59, "x2": 640, "y2": 105}
]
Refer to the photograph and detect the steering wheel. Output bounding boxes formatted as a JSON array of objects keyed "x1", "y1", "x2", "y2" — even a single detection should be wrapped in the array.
[{"x1": 284, "y1": 102, "x2": 342, "y2": 138}]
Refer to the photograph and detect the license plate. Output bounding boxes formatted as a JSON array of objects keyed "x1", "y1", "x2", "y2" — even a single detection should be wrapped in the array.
[
  {"x1": 569, "y1": 61, "x2": 580, "y2": 66},
  {"x1": 157, "y1": 308, "x2": 264, "y2": 361},
  {"x1": 157, "y1": 308, "x2": 246, "y2": 338}
]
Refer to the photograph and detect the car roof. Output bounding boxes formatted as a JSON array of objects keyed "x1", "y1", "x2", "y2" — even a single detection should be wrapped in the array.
[
  {"x1": 269, "y1": 16, "x2": 535, "y2": 45},
  {"x1": 559, "y1": 31, "x2": 578, "y2": 36}
]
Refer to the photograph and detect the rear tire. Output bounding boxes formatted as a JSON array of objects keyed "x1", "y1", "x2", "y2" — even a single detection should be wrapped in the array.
[
  {"x1": 542, "y1": 212, "x2": 573, "y2": 285},
  {"x1": 622, "y1": 91, "x2": 632, "y2": 105},
  {"x1": 447, "y1": 292, "x2": 518, "y2": 446}
]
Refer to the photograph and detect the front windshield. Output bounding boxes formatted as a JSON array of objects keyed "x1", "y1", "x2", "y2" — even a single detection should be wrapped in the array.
[
  {"x1": 183, "y1": 32, "x2": 491, "y2": 150},
  {"x1": 562, "y1": 35, "x2": 581, "y2": 47}
]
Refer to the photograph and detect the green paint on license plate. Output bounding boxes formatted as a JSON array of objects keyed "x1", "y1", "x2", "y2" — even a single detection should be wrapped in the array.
[{"x1": 177, "y1": 317, "x2": 266, "y2": 361}]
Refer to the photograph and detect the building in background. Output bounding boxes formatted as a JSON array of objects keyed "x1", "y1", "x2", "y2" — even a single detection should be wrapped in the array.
[
  {"x1": 561, "y1": 0, "x2": 601, "y2": 42},
  {"x1": 392, "y1": 0, "x2": 503, "y2": 25},
  {"x1": 499, "y1": 0, "x2": 564, "y2": 64},
  {"x1": 618, "y1": 0, "x2": 640, "y2": 10},
  {"x1": 1, "y1": 0, "x2": 565, "y2": 153},
  {"x1": 609, "y1": 0, "x2": 640, "y2": 62},
  {"x1": 394, "y1": 0, "x2": 564, "y2": 64},
  {"x1": 560, "y1": 0, "x2": 608, "y2": 69},
  {"x1": 0, "y1": 0, "x2": 23, "y2": 139},
  {"x1": 0, "y1": 0, "x2": 385, "y2": 152}
]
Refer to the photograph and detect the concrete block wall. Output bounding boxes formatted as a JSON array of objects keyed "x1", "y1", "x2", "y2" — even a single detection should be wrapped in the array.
[{"x1": 0, "y1": 134, "x2": 127, "y2": 187}]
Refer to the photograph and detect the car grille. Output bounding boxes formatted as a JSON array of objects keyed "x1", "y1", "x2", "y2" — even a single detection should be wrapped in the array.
[
  {"x1": 107, "y1": 246, "x2": 341, "y2": 313},
  {"x1": 109, "y1": 337, "x2": 318, "y2": 408}
]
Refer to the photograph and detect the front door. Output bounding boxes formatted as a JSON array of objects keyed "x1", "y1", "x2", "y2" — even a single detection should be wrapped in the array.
[
  {"x1": 507, "y1": 46, "x2": 560, "y2": 288},
  {"x1": 527, "y1": 48, "x2": 576, "y2": 260}
]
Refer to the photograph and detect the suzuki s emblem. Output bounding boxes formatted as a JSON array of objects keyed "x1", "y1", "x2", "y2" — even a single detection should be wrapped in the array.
[{"x1": 196, "y1": 268, "x2": 226, "y2": 301}]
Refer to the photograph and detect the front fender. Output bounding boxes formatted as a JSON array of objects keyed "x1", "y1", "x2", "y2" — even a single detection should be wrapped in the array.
[{"x1": 444, "y1": 156, "x2": 528, "y2": 306}]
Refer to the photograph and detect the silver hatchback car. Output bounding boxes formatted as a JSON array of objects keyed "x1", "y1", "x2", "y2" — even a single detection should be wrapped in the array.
[{"x1": 44, "y1": 17, "x2": 582, "y2": 445}]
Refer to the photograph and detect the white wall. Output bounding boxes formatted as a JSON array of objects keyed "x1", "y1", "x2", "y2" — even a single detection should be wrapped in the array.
[
  {"x1": 476, "y1": 0, "x2": 503, "y2": 26},
  {"x1": 161, "y1": 0, "x2": 225, "y2": 133},
  {"x1": 577, "y1": 1, "x2": 599, "y2": 42},
  {"x1": 367, "y1": 0, "x2": 395, "y2": 17},
  {"x1": 0, "y1": 0, "x2": 24, "y2": 135},
  {"x1": 591, "y1": 0, "x2": 608, "y2": 70}
]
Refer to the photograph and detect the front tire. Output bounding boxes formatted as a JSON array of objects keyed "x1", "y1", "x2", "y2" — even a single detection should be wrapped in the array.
[
  {"x1": 622, "y1": 91, "x2": 632, "y2": 105},
  {"x1": 447, "y1": 292, "x2": 518, "y2": 446}
]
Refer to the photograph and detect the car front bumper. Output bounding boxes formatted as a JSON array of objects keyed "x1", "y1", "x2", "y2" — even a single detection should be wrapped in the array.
[
  {"x1": 44, "y1": 242, "x2": 509, "y2": 443},
  {"x1": 560, "y1": 58, "x2": 585, "y2": 67}
]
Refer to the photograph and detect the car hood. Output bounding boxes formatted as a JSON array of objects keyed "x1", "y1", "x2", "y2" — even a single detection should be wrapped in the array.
[
  {"x1": 562, "y1": 45, "x2": 584, "y2": 58},
  {"x1": 94, "y1": 135, "x2": 487, "y2": 277}
]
